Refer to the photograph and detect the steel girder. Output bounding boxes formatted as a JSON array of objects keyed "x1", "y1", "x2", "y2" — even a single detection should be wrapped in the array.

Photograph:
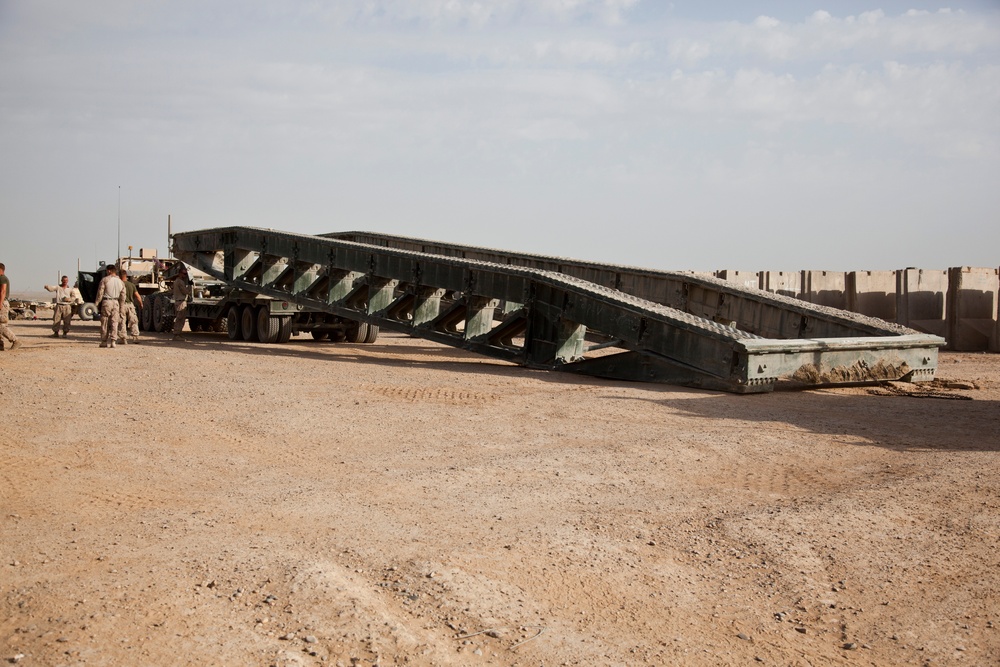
[{"x1": 173, "y1": 227, "x2": 944, "y2": 393}]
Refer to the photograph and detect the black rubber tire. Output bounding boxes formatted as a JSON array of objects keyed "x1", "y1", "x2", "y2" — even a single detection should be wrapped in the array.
[
  {"x1": 226, "y1": 305, "x2": 241, "y2": 340},
  {"x1": 310, "y1": 330, "x2": 329, "y2": 341},
  {"x1": 79, "y1": 302, "x2": 98, "y2": 321},
  {"x1": 257, "y1": 306, "x2": 279, "y2": 344},
  {"x1": 345, "y1": 321, "x2": 369, "y2": 343},
  {"x1": 212, "y1": 317, "x2": 228, "y2": 333},
  {"x1": 140, "y1": 296, "x2": 152, "y2": 331},
  {"x1": 363, "y1": 323, "x2": 379, "y2": 344},
  {"x1": 152, "y1": 297, "x2": 165, "y2": 332},
  {"x1": 241, "y1": 305, "x2": 259, "y2": 342},
  {"x1": 276, "y1": 317, "x2": 293, "y2": 344}
]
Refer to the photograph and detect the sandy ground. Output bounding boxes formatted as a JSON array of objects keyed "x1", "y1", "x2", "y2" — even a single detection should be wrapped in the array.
[{"x1": 1, "y1": 317, "x2": 998, "y2": 667}]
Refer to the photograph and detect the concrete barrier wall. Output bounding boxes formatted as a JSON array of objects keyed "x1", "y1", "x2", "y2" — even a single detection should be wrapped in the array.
[
  {"x1": 714, "y1": 270, "x2": 761, "y2": 290},
  {"x1": 801, "y1": 271, "x2": 847, "y2": 309},
  {"x1": 743, "y1": 266, "x2": 997, "y2": 351},
  {"x1": 761, "y1": 271, "x2": 801, "y2": 298},
  {"x1": 994, "y1": 270, "x2": 1000, "y2": 352},
  {"x1": 947, "y1": 267, "x2": 999, "y2": 352},
  {"x1": 896, "y1": 269, "x2": 948, "y2": 338},
  {"x1": 847, "y1": 271, "x2": 896, "y2": 321}
]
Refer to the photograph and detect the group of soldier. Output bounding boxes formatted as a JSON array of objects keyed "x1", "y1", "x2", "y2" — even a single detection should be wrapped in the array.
[{"x1": 0, "y1": 261, "x2": 191, "y2": 352}]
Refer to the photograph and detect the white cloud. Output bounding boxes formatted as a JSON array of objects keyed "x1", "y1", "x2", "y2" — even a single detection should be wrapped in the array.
[{"x1": 669, "y1": 7, "x2": 1000, "y2": 64}]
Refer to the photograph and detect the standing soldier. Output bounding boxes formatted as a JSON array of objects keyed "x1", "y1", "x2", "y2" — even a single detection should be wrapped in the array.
[
  {"x1": 0, "y1": 262, "x2": 21, "y2": 351},
  {"x1": 171, "y1": 265, "x2": 191, "y2": 340},
  {"x1": 44, "y1": 275, "x2": 75, "y2": 337},
  {"x1": 93, "y1": 264, "x2": 126, "y2": 348},
  {"x1": 117, "y1": 268, "x2": 142, "y2": 345}
]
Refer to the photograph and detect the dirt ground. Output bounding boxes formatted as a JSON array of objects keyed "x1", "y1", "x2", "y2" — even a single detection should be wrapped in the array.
[{"x1": 1, "y1": 317, "x2": 998, "y2": 667}]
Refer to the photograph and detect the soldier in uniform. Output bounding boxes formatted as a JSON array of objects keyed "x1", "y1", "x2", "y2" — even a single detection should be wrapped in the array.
[
  {"x1": 0, "y1": 262, "x2": 21, "y2": 351},
  {"x1": 44, "y1": 275, "x2": 75, "y2": 337},
  {"x1": 117, "y1": 268, "x2": 142, "y2": 345},
  {"x1": 93, "y1": 264, "x2": 126, "y2": 348},
  {"x1": 171, "y1": 265, "x2": 191, "y2": 340}
]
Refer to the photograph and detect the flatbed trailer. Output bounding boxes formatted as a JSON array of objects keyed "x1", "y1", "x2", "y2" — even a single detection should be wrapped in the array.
[
  {"x1": 141, "y1": 282, "x2": 379, "y2": 344},
  {"x1": 172, "y1": 226, "x2": 945, "y2": 393}
]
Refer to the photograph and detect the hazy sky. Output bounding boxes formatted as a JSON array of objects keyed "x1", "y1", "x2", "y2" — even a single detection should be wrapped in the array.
[{"x1": 2, "y1": 0, "x2": 998, "y2": 294}]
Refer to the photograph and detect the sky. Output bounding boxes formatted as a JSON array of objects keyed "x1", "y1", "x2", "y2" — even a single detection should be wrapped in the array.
[{"x1": 1, "y1": 0, "x2": 998, "y2": 295}]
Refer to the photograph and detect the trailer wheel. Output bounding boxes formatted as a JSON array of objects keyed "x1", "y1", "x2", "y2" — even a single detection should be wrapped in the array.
[
  {"x1": 276, "y1": 317, "x2": 293, "y2": 344},
  {"x1": 212, "y1": 317, "x2": 228, "y2": 333},
  {"x1": 363, "y1": 324, "x2": 379, "y2": 344},
  {"x1": 241, "y1": 305, "x2": 259, "y2": 342},
  {"x1": 79, "y1": 302, "x2": 98, "y2": 321},
  {"x1": 345, "y1": 321, "x2": 369, "y2": 343},
  {"x1": 257, "y1": 306, "x2": 279, "y2": 343},
  {"x1": 226, "y1": 305, "x2": 241, "y2": 340}
]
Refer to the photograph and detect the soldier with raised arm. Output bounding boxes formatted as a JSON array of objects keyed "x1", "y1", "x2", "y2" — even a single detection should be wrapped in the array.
[
  {"x1": 93, "y1": 264, "x2": 126, "y2": 348},
  {"x1": 44, "y1": 275, "x2": 75, "y2": 337}
]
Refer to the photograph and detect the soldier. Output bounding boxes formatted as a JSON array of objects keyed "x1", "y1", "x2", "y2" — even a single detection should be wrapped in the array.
[
  {"x1": 0, "y1": 262, "x2": 21, "y2": 351},
  {"x1": 44, "y1": 275, "x2": 75, "y2": 337},
  {"x1": 117, "y1": 268, "x2": 142, "y2": 345},
  {"x1": 171, "y1": 265, "x2": 191, "y2": 340},
  {"x1": 93, "y1": 264, "x2": 126, "y2": 348}
]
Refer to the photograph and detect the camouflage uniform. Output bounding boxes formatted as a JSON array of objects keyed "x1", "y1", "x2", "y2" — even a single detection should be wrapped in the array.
[
  {"x1": 44, "y1": 281, "x2": 75, "y2": 336},
  {"x1": 118, "y1": 279, "x2": 141, "y2": 344},
  {"x1": 0, "y1": 269, "x2": 19, "y2": 351},
  {"x1": 94, "y1": 272, "x2": 126, "y2": 347},
  {"x1": 172, "y1": 270, "x2": 191, "y2": 338}
]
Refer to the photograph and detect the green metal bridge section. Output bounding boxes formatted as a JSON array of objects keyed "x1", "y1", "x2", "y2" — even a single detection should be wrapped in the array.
[{"x1": 172, "y1": 227, "x2": 945, "y2": 394}]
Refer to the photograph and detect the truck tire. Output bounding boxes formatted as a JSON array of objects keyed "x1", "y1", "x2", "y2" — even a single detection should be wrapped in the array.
[
  {"x1": 152, "y1": 297, "x2": 165, "y2": 332},
  {"x1": 345, "y1": 321, "x2": 369, "y2": 343},
  {"x1": 310, "y1": 331, "x2": 329, "y2": 341},
  {"x1": 79, "y1": 302, "x2": 98, "y2": 321},
  {"x1": 241, "y1": 305, "x2": 259, "y2": 342},
  {"x1": 140, "y1": 296, "x2": 152, "y2": 331},
  {"x1": 212, "y1": 317, "x2": 228, "y2": 333},
  {"x1": 226, "y1": 305, "x2": 241, "y2": 340},
  {"x1": 257, "y1": 306, "x2": 279, "y2": 344},
  {"x1": 363, "y1": 324, "x2": 379, "y2": 344}
]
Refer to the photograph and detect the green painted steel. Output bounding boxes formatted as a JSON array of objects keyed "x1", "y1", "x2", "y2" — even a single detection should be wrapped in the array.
[{"x1": 172, "y1": 227, "x2": 945, "y2": 393}]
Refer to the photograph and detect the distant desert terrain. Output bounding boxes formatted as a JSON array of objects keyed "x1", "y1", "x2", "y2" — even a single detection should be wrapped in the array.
[{"x1": 2, "y1": 317, "x2": 998, "y2": 666}]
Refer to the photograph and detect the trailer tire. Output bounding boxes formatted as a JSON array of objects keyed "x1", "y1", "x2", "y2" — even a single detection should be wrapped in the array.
[
  {"x1": 79, "y1": 302, "x2": 98, "y2": 321},
  {"x1": 257, "y1": 306, "x2": 279, "y2": 344},
  {"x1": 226, "y1": 306, "x2": 241, "y2": 340},
  {"x1": 241, "y1": 305, "x2": 259, "y2": 342},
  {"x1": 212, "y1": 317, "x2": 228, "y2": 333},
  {"x1": 276, "y1": 317, "x2": 293, "y2": 344},
  {"x1": 345, "y1": 321, "x2": 369, "y2": 343},
  {"x1": 363, "y1": 324, "x2": 379, "y2": 344}
]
